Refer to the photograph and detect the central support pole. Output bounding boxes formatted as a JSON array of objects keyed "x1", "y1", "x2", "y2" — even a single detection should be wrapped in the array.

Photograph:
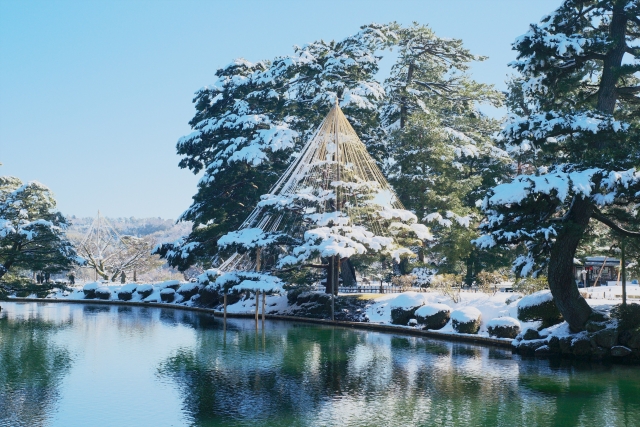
[{"x1": 621, "y1": 240, "x2": 627, "y2": 306}]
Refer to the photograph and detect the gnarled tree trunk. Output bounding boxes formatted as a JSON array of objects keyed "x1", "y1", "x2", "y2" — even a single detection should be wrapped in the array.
[{"x1": 547, "y1": 197, "x2": 593, "y2": 331}]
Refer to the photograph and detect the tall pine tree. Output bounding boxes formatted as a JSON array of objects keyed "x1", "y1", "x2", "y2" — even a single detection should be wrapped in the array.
[{"x1": 476, "y1": 0, "x2": 640, "y2": 330}]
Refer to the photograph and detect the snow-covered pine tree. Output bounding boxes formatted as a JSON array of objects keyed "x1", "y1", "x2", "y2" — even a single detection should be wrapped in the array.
[
  {"x1": 157, "y1": 24, "x2": 396, "y2": 271},
  {"x1": 215, "y1": 102, "x2": 430, "y2": 293},
  {"x1": 476, "y1": 0, "x2": 640, "y2": 330},
  {"x1": 381, "y1": 23, "x2": 512, "y2": 283},
  {"x1": 0, "y1": 177, "x2": 80, "y2": 281}
]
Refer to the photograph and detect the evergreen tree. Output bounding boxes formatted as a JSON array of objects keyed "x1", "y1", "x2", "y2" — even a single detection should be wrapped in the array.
[
  {"x1": 157, "y1": 24, "x2": 396, "y2": 270},
  {"x1": 382, "y1": 24, "x2": 511, "y2": 283},
  {"x1": 0, "y1": 177, "x2": 80, "y2": 280},
  {"x1": 476, "y1": 0, "x2": 640, "y2": 330}
]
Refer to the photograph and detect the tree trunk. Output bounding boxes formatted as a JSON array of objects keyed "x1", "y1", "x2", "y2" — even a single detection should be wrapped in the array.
[
  {"x1": 340, "y1": 258, "x2": 357, "y2": 287},
  {"x1": 548, "y1": 5, "x2": 628, "y2": 329},
  {"x1": 547, "y1": 197, "x2": 593, "y2": 331}
]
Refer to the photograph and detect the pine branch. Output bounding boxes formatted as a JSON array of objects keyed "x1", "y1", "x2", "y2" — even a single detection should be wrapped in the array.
[{"x1": 592, "y1": 208, "x2": 640, "y2": 239}]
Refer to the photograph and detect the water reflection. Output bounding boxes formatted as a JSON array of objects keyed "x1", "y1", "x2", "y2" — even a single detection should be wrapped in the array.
[
  {"x1": 1, "y1": 302, "x2": 639, "y2": 427},
  {"x1": 0, "y1": 306, "x2": 72, "y2": 427},
  {"x1": 158, "y1": 319, "x2": 640, "y2": 427}
]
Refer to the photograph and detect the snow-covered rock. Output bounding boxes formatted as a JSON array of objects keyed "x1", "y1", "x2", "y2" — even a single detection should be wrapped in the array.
[
  {"x1": 177, "y1": 282, "x2": 202, "y2": 299},
  {"x1": 451, "y1": 307, "x2": 482, "y2": 334},
  {"x1": 487, "y1": 316, "x2": 521, "y2": 339},
  {"x1": 414, "y1": 303, "x2": 451, "y2": 330}
]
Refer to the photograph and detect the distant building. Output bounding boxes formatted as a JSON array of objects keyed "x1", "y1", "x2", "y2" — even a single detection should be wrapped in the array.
[{"x1": 574, "y1": 256, "x2": 628, "y2": 287}]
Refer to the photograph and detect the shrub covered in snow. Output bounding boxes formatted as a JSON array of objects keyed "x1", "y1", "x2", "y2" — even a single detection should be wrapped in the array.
[
  {"x1": 390, "y1": 293, "x2": 425, "y2": 325},
  {"x1": 136, "y1": 284, "x2": 154, "y2": 299},
  {"x1": 414, "y1": 303, "x2": 451, "y2": 330},
  {"x1": 412, "y1": 268, "x2": 437, "y2": 287},
  {"x1": 487, "y1": 317, "x2": 521, "y2": 339},
  {"x1": 451, "y1": 307, "x2": 482, "y2": 334},
  {"x1": 95, "y1": 287, "x2": 112, "y2": 300},
  {"x1": 159, "y1": 280, "x2": 181, "y2": 290},
  {"x1": 83, "y1": 281, "x2": 100, "y2": 298},
  {"x1": 517, "y1": 290, "x2": 562, "y2": 327},
  {"x1": 160, "y1": 288, "x2": 175, "y2": 302},
  {"x1": 117, "y1": 283, "x2": 137, "y2": 301},
  {"x1": 177, "y1": 282, "x2": 201, "y2": 300}
]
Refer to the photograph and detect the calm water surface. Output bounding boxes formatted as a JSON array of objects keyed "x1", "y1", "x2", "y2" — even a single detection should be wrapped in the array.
[{"x1": 0, "y1": 301, "x2": 639, "y2": 427}]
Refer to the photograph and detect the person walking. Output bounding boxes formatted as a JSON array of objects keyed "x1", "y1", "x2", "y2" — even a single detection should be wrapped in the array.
[
  {"x1": 44, "y1": 272, "x2": 50, "y2": 283},
  {"x1": 68, "y1": 272, "x2": 75, "y2": 285},
  {"x1": 120, "y1": 271, "x2": 126, "y2": 284}
]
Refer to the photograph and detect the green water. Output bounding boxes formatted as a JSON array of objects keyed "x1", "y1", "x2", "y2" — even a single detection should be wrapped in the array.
[{"x1": 0, "y1": 302, "x2": 638, "y2": 427}]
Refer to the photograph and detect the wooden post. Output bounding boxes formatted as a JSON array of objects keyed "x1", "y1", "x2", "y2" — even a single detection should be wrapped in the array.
[
  {"x1": 256, "y1": 247, "x2": 261, "y2": 271},
  {"x1": 223, "y1": 293, "x2": 227, "y2": 321},
  {"x1": 262, "y1": 292, "x2": 266, "y2": 323},
  {"x1": 621, "y1": 241, "x2": 627, "y2": 306},
  {"x1": 255, "y1": 290, "x2": 260, "y2": 323}
]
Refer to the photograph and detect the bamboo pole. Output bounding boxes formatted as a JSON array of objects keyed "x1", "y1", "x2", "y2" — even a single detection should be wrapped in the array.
[
  {"x1": 593, "y1": 256, "x2": 608, "y2": 286},
  {"x1": 262, "y1": 292, "x2": 266, "y2": 323}
]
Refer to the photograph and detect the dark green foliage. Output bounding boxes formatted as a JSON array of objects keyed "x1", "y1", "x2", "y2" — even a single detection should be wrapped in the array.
[
  {"x1": 391, "y1": 305, "x2": 422, "y2": 325},
  {"x1": 0, "y1": 177, "x2": 80, "y2": 280},
  {"x1": 611, "y1": 303, "x2": 640, "y2": 332},
  {"x1": 452, "y1": 317, "x2": 481, "y2": 334},
  {"x1": 415, "y1": 309, "x2": 450, "y2": 330},
  {"x1": 95, "y1": 288, "x2": 111, "y2": 300},
  {"x1": 487, "y1": 324, "x2": 520, "y2": 339},
  {"x1": 517, "y1": 300, "x2": 563, "y2": 325}
]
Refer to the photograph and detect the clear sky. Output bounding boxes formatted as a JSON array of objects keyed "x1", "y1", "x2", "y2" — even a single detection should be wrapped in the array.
[{"x1": 0, "y1": 0, "x2": 561, "y2": 220}]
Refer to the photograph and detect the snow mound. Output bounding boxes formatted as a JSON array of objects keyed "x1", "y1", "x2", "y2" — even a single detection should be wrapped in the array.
[
  {"x1": 389, "y1": 292, "x2": 426, "y2": 308},
  {"x1": 136, "y1": 284, "x2": 153, "y2": 293},
  {"x1": 177, "y1": 283, "x2": 199, "y2": 293},
  {"x1": 415, "y1": 302, "x2": 450, "y2": 317},
  {"x1": 487, "y1": 316, "x2": 520, "y2": 328},
  {"x1": 83, "y1": 282, "x2": 100, "y2": 292},
  {"x1": 518, "y1": 290, "x2": 553, "y2": 309},
  {"x1": 451, "y1": 307, "x2": 482, "y2": 323},
  {"x1": 159, "y1": 280, "x2": 181, "y2": 289},
  {"x1": 160, "y1": 288, "x2": 176, "y2": 295},
  {"x1": 119, "y1": 283, "x2": 137, "y2": 293}
]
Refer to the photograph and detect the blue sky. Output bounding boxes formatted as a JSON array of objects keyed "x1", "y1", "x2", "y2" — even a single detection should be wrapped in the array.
[{"x1": 0, "y1": 0, "x2": 561, "y2": 220}]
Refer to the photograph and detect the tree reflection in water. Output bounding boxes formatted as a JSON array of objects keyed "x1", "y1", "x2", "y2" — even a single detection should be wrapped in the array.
[
  {"x1": 158, "y1": 319, "x2": 640, "y2": 427},
  {"x1": 0, "y1": 309, "x2": 72, "y2": 427}
]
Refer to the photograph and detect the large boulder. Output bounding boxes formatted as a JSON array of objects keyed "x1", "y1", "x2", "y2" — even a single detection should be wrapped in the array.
[
  {"x1": 414, "y1": 303, "x2": 451, "y2": 330},
  {"x1": 487, "y1": 317, "x2": 521, "y2": 339},
  {"x1": 83, "y1": 281, "x2": 100, "y2": 298},
  {"x1": 95, "y1": 287, "x2": 112, "y2": 300},
  {"x1": 117, "y1": 283, "x2": 137, "y2": 301},
  {"x1": 451, "y1": 307, "x2": 482, "y2": 334},
  {"x1": 136, "y1": 284, "x2": 154, "y2": 299},
  {"x1": 160, "y1": 288, "x2": 175, "y2": 302},
  {"x1": 517, "y1": 290, "x2": 562, "y2": 327}
]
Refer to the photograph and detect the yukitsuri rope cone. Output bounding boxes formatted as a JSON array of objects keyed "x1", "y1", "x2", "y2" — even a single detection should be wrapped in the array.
[{"x1": 217, "y1": 101, "x2": 430, "y2": 308}]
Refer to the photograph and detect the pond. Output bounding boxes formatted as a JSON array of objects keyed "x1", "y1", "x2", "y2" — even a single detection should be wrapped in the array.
[{"x1": 0, "y1": 301, "x2": 638, "y2": 427}]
